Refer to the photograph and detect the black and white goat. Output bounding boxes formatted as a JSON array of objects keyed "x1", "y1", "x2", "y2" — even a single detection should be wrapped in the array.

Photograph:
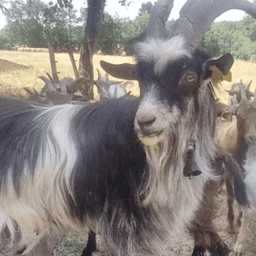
[
  {"x1": 217, "y1": 83, "x2": 256, "y2": 255},
  {"x1": 0, "y1": 36, "x2": 248, "y2": 256}
]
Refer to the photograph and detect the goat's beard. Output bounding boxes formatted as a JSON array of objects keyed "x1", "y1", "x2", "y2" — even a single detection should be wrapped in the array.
[
  {"x1": 139, "y1": 129, "x2": 177, "y2": 209},
  {"x1": 138, "y1": 97, "x2": 201, "y2": 209}
]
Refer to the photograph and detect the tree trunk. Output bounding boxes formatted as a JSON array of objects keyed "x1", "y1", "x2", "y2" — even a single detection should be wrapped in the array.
[
  {"x1": 67, "y1": 45, "x2": 79, "y2": 80},
  {"x1": 78, "y1": 0, "x2": 106, "y2": 100}
]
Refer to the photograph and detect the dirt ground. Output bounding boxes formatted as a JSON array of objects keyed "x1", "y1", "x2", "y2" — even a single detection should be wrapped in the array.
[{"x1": 163, "y1": 187, "x2": 256, "y2": 256}]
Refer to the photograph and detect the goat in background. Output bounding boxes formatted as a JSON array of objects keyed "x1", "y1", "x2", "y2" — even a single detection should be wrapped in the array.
[
  {"x1": 217, "y1": 82, "x2": 256, "y2": 255},
  {"x1": 94, "y1": 69, "x2": 132, "y2": 100}
]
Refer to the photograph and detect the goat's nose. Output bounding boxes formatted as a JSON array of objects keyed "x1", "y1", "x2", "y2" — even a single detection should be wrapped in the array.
[{"x1": 136, "y1": 112, "x2": 156, "y2": 128}]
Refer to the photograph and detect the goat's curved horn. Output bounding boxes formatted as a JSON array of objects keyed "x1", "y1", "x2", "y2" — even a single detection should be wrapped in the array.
[
  {"x1": 169, "y1": 0, "x2": 256, "y2": 50},
  {"x1": 239, "y1": 81, "x2": 247, "y2": 102}
]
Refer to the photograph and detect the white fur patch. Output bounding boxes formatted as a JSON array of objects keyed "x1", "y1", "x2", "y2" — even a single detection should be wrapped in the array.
[
  {"x1": 135, "y1": 36, "x2": 192, "y2": 75},
  {"x1": 0, "y1": 104, "x2": 85, "y2": 248}
]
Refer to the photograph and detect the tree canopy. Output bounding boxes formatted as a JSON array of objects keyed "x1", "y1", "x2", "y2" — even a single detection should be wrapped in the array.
[{"x1": 0, "y1": 0, "x2": 256, "y2": 60}]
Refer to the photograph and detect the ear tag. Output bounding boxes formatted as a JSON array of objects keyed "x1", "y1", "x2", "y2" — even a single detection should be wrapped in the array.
[
  {"x1": 209, "y1": 65, "x2": 224, "y2": 86},
  {"x1": 223, "y1": 71, "x2": 232, "y2": 82}
]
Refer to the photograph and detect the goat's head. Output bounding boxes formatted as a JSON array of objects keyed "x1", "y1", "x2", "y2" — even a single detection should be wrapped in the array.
[
  {"x1": 222, "y1": 82, "x2": 256, "y2": 145},
  {"x1": 100, "y1": 36, "x2": 234, "y2": 210},
  {"x1": 94, "y1": 69, "x2": 127, "y2": 100},
  {"x1": 226, "y1": 80, "x2": 253, "y2": 105},
  {"x1": 101, "y1": 36, "x2": 233, "y2": 146}
]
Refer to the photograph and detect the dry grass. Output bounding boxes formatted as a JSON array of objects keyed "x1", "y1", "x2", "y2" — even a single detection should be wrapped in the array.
[
  {"x1": 1, "y1": 50, "x2": 256, "y2": 104},
  {"x1": 0, "y1": 51, "x2": 140, "y2": 100}
]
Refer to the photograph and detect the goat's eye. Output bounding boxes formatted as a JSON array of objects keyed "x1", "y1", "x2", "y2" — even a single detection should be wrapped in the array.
[{"x1": 187, "y1": 75, "x2": 196, "y2": 83}]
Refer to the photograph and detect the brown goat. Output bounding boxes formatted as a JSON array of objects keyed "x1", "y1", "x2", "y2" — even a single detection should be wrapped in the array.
[{"x1": 217, "y1": 82, "x2": 256, "y2": 255}]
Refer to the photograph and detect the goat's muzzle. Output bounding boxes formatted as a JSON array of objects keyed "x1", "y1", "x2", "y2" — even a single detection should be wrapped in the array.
[{"x1": 135, "y1": 110, "x2": 165, "y2": 145}]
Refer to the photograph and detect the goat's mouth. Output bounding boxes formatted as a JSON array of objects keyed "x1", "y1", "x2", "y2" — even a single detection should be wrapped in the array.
[{"x1": 137, "y1": 129, "x2": 164, "y2": 146}]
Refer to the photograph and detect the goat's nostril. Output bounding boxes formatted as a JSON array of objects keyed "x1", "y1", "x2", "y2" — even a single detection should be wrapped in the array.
[{"x1": 137, "y1": 113, "x2": 156, "y2": 127}]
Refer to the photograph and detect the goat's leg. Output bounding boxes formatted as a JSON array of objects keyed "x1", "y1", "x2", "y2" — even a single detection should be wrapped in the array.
[
  {"x1": 191, "y1": 227, "x2": 229, "y2": 256},
  {"x1": 207, "y1": 231, "x2": 230, "y2": 256},
  {"x1": 81, "y1": 231, "x2": 97, "y2": 256},
  {"x1": 192, "y1": 245, "x2": 206, "y2": 256},
  {"x1": 190, "y1": 180, "x2": 230, "y2": 256},
  {"x1": 226, "y1": 179, "x2": 235, "y2": 233},
  {"x1": 236, "y1": 208, "x2": 243, "y2": 228},
  {"x1": 233, "y1": 209, "x2": 251, "y2": 256}
]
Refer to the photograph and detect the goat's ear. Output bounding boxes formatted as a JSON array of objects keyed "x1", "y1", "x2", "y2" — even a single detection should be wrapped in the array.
[
  {"x1": 210, "y1": 53, "x2": 234, "y2": 75},
  {"x1": 100, "y1": 60, "x2": 138, "y2": 80},
  {"x1": 203, "y1": 54, "x2": 234, "y2": 84}
]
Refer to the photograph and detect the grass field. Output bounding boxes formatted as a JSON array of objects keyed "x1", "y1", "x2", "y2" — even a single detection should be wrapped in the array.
[
  {"x1": 0, "y1": 51, "x2": 140, "y2": 100},
  {"x1": 0, "y1": 51, "x2": 256, "y2": 255},
  {"x1": 1, "y1": 50, "x2": 256, "y2": 103}
]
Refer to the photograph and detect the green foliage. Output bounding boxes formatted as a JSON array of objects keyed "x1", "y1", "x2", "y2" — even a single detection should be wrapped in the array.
[
  {"x1": 95, "y1": 13, "x2": 122, "y2": 54},
  {"x1": 43, "y1": 1, "x2": 81, "y2": 48},
  {"x1": 199, "y1": 20, "x2": 256, "y2": 61},
  {"x1": 1, "y1": 0, "x2": 256, "y2": 60},
  {"x1": 5, "y1": 0, "x2": 47, "y2": 47},
  {"x1": 138, "y1": 2, "x2": 153, "y2": 16},
  {"x1": 119, "y1": 14, "x2": 149, "y2": 53},
  {"x1": 0, "y1": 27, "x2": 14, "y2": 48}
]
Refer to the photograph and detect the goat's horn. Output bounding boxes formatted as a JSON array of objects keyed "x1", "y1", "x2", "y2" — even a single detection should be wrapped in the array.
[
  {"x1": 96, "y1": 68, "x2": 102, "y2": 80},
  {"x1": 38, "y1": 76, "x2": 56, "y2": 92},
  {"x1": 247, "y1": 80, "x2": 252, "y2": 90},
  {"x1": 33, "y1": 89, "x2": 39, "y2": 95},
  {"x1": 239, "y1": 81, "x2": 247, "y2": 102},
  {"x1": 225, "y1": 89, "x2": 239, "y2": 95},
  {"x1": 24, "y1": 87, "x2": 35, "y2": 95},
  {"x1": 130, "y1": 0, "x2": 174, "y2": 43},
  {"x1": 46, "y1": 73, "x2": 54, "y2": 83},
  {"x1": 169, "y1": 0, "x2": 256, "y2": 50}
]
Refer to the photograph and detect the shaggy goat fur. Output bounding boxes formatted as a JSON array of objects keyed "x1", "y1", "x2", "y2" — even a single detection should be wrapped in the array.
[{"x1": 0, "y1": 37, "x2": 248, "y2": 256}]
